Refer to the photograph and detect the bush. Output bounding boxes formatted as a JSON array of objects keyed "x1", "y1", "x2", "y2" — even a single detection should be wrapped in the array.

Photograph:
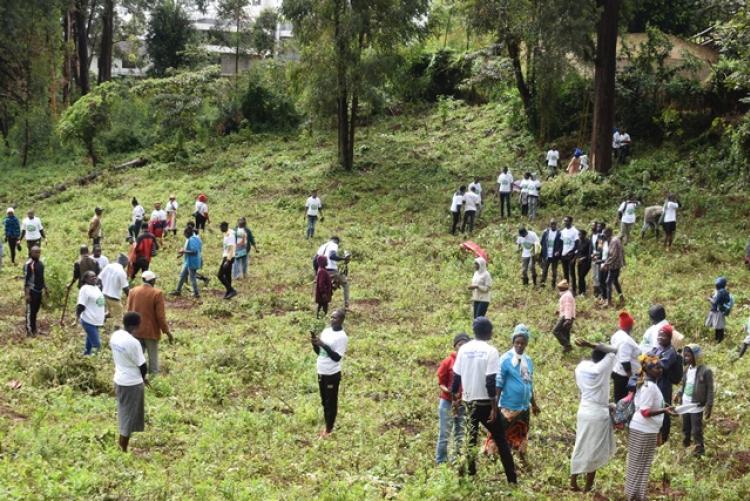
[
  {"x1": 240, "y1": 76, "x2": 299, "y2": 132},
  {"x1": 542, "y1": 171, "x2": 613, "y2": 208}
]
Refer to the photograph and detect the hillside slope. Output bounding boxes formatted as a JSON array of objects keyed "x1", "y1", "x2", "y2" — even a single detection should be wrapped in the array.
[{"x1": 1, "y1": 102, "x2": 750, "y2": 500}]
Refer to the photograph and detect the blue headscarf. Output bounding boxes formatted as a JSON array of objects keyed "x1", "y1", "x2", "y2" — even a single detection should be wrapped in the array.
[
  {"x1": 715, "y1": 276, "x2": 727, "y2": 289},
  {"x1": 511, "y1": 324, "x2": 530, "y2": 342},
  {"x1": 574, "y1": 148, "x2": 582, "y2": 158}
]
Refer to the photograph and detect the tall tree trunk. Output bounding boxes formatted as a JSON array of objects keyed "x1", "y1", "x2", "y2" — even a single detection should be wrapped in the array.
[
  {"x1": 98, "y1": 0, "x2": 114, "y2": 83},
  {"x1": 235, "y1": 13, "x2": 240, "y2": 85},
  {"x1": 443, "y1": 5, "x2": 453, "y2": 49},
  {"x1": 63, "y1": 8, "x2": 74, "y2": 106},
  {"x1": 333, "y1": 0, "x2": 352, "y2": 170},
  {"x1": 505, "y1": 34, "x2": 532, "y2": 118},
  {"x1": 74, "y1": 1, "x2": 90, "y2": 95},
  {"x1": 347, "y1": 91, "x2": 358, "y2": 170},
  {"x1": 22, "y1": 117, "x2": 30, "y2": 167},
  {"x1": 590, "y1": 0, "x2": 620, "y2": 174}
]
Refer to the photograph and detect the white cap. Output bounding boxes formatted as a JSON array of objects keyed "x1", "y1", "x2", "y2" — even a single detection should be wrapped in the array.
[
  {"x1": 6, "y1": 207, "x2": 13, "y2": 214},
  {"x1": 142, "y1": 270, "x2": 157, "y2": 281}
]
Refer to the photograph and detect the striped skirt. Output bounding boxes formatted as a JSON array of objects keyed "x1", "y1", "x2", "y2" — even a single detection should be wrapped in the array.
[{"x1": 625, "y1": 429, "x2": 658, "y2": 501}]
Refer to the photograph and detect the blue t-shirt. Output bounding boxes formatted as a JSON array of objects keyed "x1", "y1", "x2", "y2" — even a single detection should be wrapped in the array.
[
  {"x1": 496, "y1": 349, "x2": 534, "y2": 411},
  {"x1": 183, "y1": 235, "x2": 202, "y2": 270}
]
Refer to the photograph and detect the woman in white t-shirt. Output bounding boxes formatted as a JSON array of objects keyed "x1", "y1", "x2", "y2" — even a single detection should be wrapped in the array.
[
  {"x1": 76, "y1": 271, "x2": 106, "y2": 355},
  {"x1": 449, "y1": 186, "x2": 466, "y2": 235},
  {"x1": 661, "y1": 194, "x2": 680, "y2": 249},
  {"x1": 625, "y1": 354, "x2": 676, "y2": 501}
]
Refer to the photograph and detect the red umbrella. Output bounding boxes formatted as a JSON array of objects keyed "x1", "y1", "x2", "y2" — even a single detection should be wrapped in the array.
[{"x1": 461, "y1": 240, "x2": 489, "y2": 262}]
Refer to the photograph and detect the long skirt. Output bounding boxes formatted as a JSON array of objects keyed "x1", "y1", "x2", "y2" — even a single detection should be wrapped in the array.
[
  {"x1": 500, "y1": 408, "x2": 530, "y2": 453},
  {"x1": 570, "y1": 402, "x2": 616, "y2": 474},
  {"x1": 704, "y1": 310, "x2": 725, "y2": 330},
  {"x1": 116, "y1": 383, "x2": 145, "y2": 437},
  {"x1": 625, "y1": 429, "x2": 658, "y2": 501},
  {"x1": 166, "y1": 211, "x2": 177, "y2": 231}
]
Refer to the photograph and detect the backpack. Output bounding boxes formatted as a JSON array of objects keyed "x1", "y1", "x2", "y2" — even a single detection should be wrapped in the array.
[
  {"x1": 612, "y1": 393, "x2": 635, "y2": 429},
  {"x1": 667, "y1": 352, "x2": 684, "y2": 385},
  {"x1": 720, "y1": 293, "x2": 735, "y2": 316}
]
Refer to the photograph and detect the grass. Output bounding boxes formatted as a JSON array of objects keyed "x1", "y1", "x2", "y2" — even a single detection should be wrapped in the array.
[{"x1": 1, "y1": 101, "x2": 750, "y2": 499}]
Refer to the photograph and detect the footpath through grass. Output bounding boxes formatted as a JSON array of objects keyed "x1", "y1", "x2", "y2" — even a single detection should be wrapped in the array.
[{"x1": 1, "y1": 102, "x2": 750, "y2": 499}]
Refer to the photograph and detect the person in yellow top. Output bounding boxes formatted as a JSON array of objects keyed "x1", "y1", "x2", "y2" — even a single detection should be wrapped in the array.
[
  {"x1": 218, "y1": 221, "x2": 237, "y2": 299},
  {"x1": 88, "y1": 207, "x2": 104, "y2": 246}
]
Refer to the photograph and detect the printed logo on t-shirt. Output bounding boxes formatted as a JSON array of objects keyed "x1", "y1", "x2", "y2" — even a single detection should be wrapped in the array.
[{"x1": 96, "y1": 296, "x2": 105, "y2": 307}]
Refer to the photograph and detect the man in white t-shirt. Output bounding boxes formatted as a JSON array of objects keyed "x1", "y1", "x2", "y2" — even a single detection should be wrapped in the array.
[
  {"x1": 610, "y1": 311, "x2": 641, "y2": 402},
  {"x1": 93, "y1": 245, "x2": 109, "y2": 270},
  {"x1": 130, "y1": 198, "x2": 145, "y2": 238},
  {"x1": 516, "y1": 227, "x2": 538, "y2": 286},
  {"x1": 451, "y1": 317, "x2": 517, "y2": 482},
  {"x1": 496, "y1": 168, "x2": 513, "y2": 218},
  {"x1": 526, "y1": 174, "x2": 541, "y2": 221},
  {"x1": 218, "y1": 222, "x2": 237, "y2": 299},
  {"x1": 617, "y1": 195, "x2": 639, "y2": 245},
  {"x1": 662, "y1": 194, "x2": 680, "y2": 249},
  {"x1": 20, "y1": 209, "x2": 45, "y2": 251},
  {"x1": 305, "y1": 190, "x2": 323, "y2": 240},
  {"x1": 612, "y1": 129, "x2": 622, "y2": 160},
  {"x1": 560, "y1": 216, "x2": 580, "y2": 295},
  {"x1": 311, "y1": 309, "x2": 348, "y2": 437},
  {"x1": 461, "y1": 187, "x2": 481, "y2": 233},
  {"x1": 99, "y1": 254, "x2": 130, "y2": 333},
  {"x1": 468, "y1": 178, "x2": 483, "y2": 216},
  {"x1": 317, "y1": 236, "x2": 351, "y2": 308},
  {"x1": 618, "y1": 130, "x2": 631, "y2": 164},
  {"x1": 546, "y1": 147, "x2": 560, "y2": 177},
  {"x1": 76, "y1": 271, "x2": 106, "y2": 355},
  {"x1": 110, "y1": 311, "x2": 148, "y2": 452},
  {"x1": 450, "y1": 186, "x2": 466, "y2": 235}
]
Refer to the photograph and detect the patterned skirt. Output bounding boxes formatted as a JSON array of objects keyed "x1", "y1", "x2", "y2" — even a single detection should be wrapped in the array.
[{"x1": 625, "y1": 429, "x2": 658, "y2": 501}]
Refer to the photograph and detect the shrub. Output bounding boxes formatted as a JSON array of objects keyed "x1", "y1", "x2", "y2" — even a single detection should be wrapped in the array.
[
  {"x1": 542, "y1": 171, "x2": 613, "y2": 208},
  {"x1": 240, "y1": 76, "x2": 299, "y2": 132}
]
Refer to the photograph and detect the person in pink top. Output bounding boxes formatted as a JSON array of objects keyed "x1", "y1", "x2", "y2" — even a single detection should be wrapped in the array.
[{"x1": 553, "y1": 280, "x2": 575, "y2": 352}]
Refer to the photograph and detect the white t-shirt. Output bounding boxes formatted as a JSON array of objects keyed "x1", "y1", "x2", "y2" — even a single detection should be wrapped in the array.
[
  {"x1": 497, "y1": 173, "x2": 513, "y2": 193},
  {"x1": 681, "y1": 366, "x2": 704, "y2": 413},
  {"x1": 527, "y1": 179, "x2": 540, "y2": 197},
  {"x1": 306, "y1": 197, "x2": 323, "y2": 216},
  {"x1": 151, "y1": 209, "x2": 167, "y2": 222},
  {"x1": 194, "y1": 201, "x2": 208, "y2": 216},
  {"x1": 77, "y1": 283, "x2": 106, "y2": 326},
  {"x1": 22, "y1": 217, "x2": 43, "y2": 240},
  {"x1": 452, "y1": 339, "x2": 500, "y2": 402},
  {"x1": 317, "y1": 241, "x2": 340, "y2": 271},
  {"x1": 610, "y1": 330, "x2": 642, "y2": 377},
  {"x1": 99, "y1": 263, "x2": 129, "y2": 299},
  {"x1": 601, "y1": 241, "x2": 609, "y2": 262},
  {"x1": 560, "y1": 227, "x2": 579, "y2": 256},
  {"x1": 663, "y1": 202, "x2": 679, "y2": 223},
  {"x1": 619, "y1": 202, "x2": 638, "y2": 224},
  {"x1": 132, "y1": 205, "x2": 145, "y2": 224},
  {"x1": 629, "y1": 381, "x2": 665, "y2": 434},
  {"x1": 222, "y1": 230, "x2": 236, "y2": 258},
  {"x1": 316, "y1": 327, "x2": 348, "y2": 375},
  {"x1": 575, "y1": 353, "x2": 616, "y2": 407},
  {"x1": 612, "y1": 132, "x2": 622, "y2": 149},
  {"x1": 95, "y1": 255, "x2": 109, "y2": 270},
  {"x1": 110, "y1": 329, "x2": 146, "y2": 386},
  {"x1": 167, "y1": 200, "x2": 179, "y2": 212},
  {"x1": 546, "y1": 229, "x2": 558, "y2": 258},
  {"x1": 450, "y1": 193, "x2": 464, "y2": 212},
  {"x1": 468, "y1": 182, "x2": 482, "y2": 199},
  {"x1": 620, "y1": 133, "x2": 631, "y2": 145},
  {"x1": 640, "y1": 319, "x2": 668, "y2": 353},
  {"x1": 517, "y1": 231, "x2": 538, "y2": 258},
  {"x1": 546, "y1": 150, "x2": 560, "y2": 167},
  {"x1": 463, "y1": 191, "x2": 481, "y2": 211}
]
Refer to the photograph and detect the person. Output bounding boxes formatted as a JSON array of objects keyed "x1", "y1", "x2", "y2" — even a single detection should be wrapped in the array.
[
  {"x1": 305, "y1": 190, "x2": 323, "y2": 240},
  {"x1": 435, "y1": 332, "x2": 470, "y2": 465},
  {"x1": 20, "y1": 209, "x2": 45, "y2": 251},
  {"x1": 610, "y1": 311, "x2": 641, "y2": 402},
  {"x1": 449, "y1": 186, "x2": 465, "y2": 235},
  {"x1": 93, "y1": 245, "x2": 109, "y2": 270},
  {"x1": 496, "y1": 168, "x2": 513, "y2": 218},
  {"x1": 127, "y1": 270, "x2": 173, "y2": 375},
  {"x1": 526, "y1": 173, "x2": 541, "y2": 221},
  {"x1": 173, "y1": 226, "x2": 203, "y2": 298},
  {"x1": 165, "y1": 195, "x2": 178, "y2": 237},
  {"x1": 539, "y1": 219, "x2": 562, "y2": 288},
  {"x1": 566, "y1": 150, "x2": 582, "y2": 176},
  {"x1": 218, "y1": 222, "x2": 237, "y2": 300},
  {"x1": 314, "y1": 255, "x2": 333, "y2": 318},
  {"x1": 468, "y1": 177, "x2": 483, "y2": 216},
  {"x1": 130, "y1": 231, "x2": 158, "y2": 280},
  {"x1": 661, "y1": 194, "x2": 680, "y2": 249},
  {"x1": 618, "y1": 129, "x2": 632, "y2": 163},
  {"x1": 109, "y1": 311, "x2": 148, "y2": 452},
  {"x1": 88, "y1": 207, "x2": 104, "y2": 246},
  {"x1": 570, "y1": 338, "x2": 618, "y2": 492},
  {"x1": 461, "y1": 186, "x2": 481, "y2": 233},
  {"x1": 3, "y1": 208, "x2": 21, "y2": 265},
  {"x1": 590, "y1": 222, "x2": 604, "y2": 298},
  {"x1": 149, "y1": 202, "x2": 167, "y2": 245},
  {"x1": 469, "y1": 257, "x2": 491, "y2": 318},
  {"x1": 130, "y1": 198, "x2": 145, "y2": 239},
  {"x1": 579, "y1": 151, "x2": 590, "y2": 171},
  {"x1": 316, "y1": 236, "x2": 351, "y2": 309},
  {"x1": 68, "y1": 245, "x2": 101, "y2": 289},
  {"x1": 553, "y1": 280, "x2": 575, "y2": 352},
  {"x1": 624, "y1": 354, "x2": 676, "y2": 501},
  {"x1": 194, "y1": 194, "x2": 209, "y2": 232},
  {"x1": 600, "y1": 227, "x2": 625, "y2": 308},
  {"x1": 99, "y1": 253, "x2": 130, "y2": 333},
  {"x1": 546, "y1": 146, "x2": 560, "y2": 177},
  {"x1": 674, "y1": 344, "x2": 714, "y2": 456},
  {"x1": 576, "y1": 229, "x2": 591, "y2": 296},
  {"x1": 24, "y1": 246, "x2": 47, "y2": 336},
  {"x1": 618, "y1": 195, "x2": 638, "y2": 245},
  {"x1": 495, "y1": 324, "x2": 540, "y2": 467},
  {"x1": 311, "y1": 309, "x2": 348, "y2": 438},
  {"x1": 519, "y1": 173, "x2": 530, "y2": 216},
  {"x1": 738, "y1": 315, "x2": 750, "y2": 358},
  {"x1": 648, "y1": 323, "x2": 683, "y2": 444},
  {"x1": 640, "y1": 304, "x2": 670, "y2": 353},
  {"x1": 640, "y1": 205, "x2": 664, "y2": 239},
  {"x1": 612, "y1": 128, "x2": 622, "y2": 162},
  {"x1": 232, "y1": 217, "x2": 258, "y2": 280},
  {"x1": 451, "y1": 317, "x2": 517, "y2": 482},
  {"x1": 76, "y1": 271, "x2": 106, "y2": 355},
  {"x1": 705, "y1": 276, "x2": 732, "y2": 343},
  {"x1": 516, "y1": 227, "x2": 538, "y2": 287},
  {"x1": 560, "y1": 216, "x2": 580, "y2": 295}
]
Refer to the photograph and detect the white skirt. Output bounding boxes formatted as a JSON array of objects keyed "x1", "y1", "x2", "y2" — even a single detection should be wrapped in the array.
[
  {"x1": 570, "y1": 401, "x2": 616, "y2": 475},
  {"x1": 705, "y1": 310, "x2": 725, "y2": 330}
]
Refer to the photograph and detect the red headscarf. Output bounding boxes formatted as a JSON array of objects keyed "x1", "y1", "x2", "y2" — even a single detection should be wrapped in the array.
[
  {"x1": 315, "y1": 256, "x2": 332, "y2": 305},
  {"x1": 197, "y1": 193, "x2": 208, "y2": 203},
  {"x1": 619, "y1": 311, "x2": 634, "y2": 331}
]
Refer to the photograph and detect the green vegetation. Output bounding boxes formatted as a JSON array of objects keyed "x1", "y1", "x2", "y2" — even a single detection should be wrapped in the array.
[{"x1": 1, "y1": 101, "x2": 750, "y2": 499}]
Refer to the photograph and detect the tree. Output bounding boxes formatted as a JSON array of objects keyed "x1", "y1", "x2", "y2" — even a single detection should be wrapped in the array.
[
  {"x1": 590, "y1": 0, "x2": 620, "y2": 174},
  {"x1": 216, "y1": 0, "x2": 252, "y2": 79},
  {"x1": 146, "y1": 0, "x2": 195, "y2": 76},
  {"x1": 251, "y1": 8, "x2": 279, "y2": 57},
  {"x1": 284, "y1": 0, "x2": 429, "y2": 171},
  {"x1": 98, "y1": 0, "x2": 115, "y2": 83}
]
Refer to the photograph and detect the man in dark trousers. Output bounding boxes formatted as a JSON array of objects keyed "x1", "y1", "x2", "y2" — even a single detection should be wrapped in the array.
[
  {"x1": 560, "y1": 216, "x2": 580, "y2": 295},
  {"x1": 311, "y1": 309, "x2": 349, "y2": 438},
  {"x1": 539, "y1": 219, "x2": 563, "y2": 289},
  {"x1": 68, "y1": 245, "x2": 100, "y2": 289},
  {"x1": 24, "y1": 246, "x2": 48, "y2": 336}
]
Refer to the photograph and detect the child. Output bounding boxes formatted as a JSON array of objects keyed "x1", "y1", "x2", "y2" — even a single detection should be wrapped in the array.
[
  {"x1": 674, "y1": 344, "x2": 714, "y2": 456},
  {"x1": 435, "y1": 333, "x2": 470, "y2": 464},
  {"x1": 705, "y1": 276, "x2": 732, "y2": 343},
  {"x1": 315, "y1": 255, "x2": 332, "y2": 318}
]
